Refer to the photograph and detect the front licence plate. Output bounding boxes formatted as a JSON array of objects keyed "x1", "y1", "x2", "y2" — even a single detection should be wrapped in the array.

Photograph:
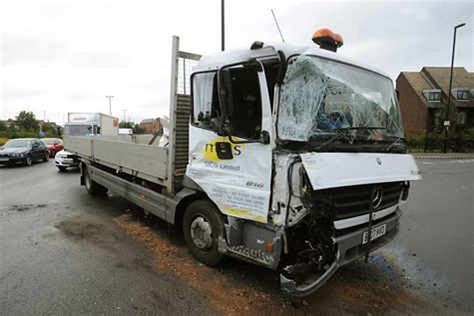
[{"x1": 362, "y1": 224, "x2": 387, "y2": 245}]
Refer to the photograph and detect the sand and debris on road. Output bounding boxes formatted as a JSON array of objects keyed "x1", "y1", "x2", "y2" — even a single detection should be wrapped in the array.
[{"x1": 114, "y1": 211, "x2": 441, "y2": 315}]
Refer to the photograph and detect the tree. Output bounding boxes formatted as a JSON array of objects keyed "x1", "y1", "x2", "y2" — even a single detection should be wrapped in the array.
[
  {"x1": 133, "y1": 125, "x2": 145, "y2": 134},
  {"x1": 0, "y1": 121, "x2": 6, "y2": 131},
  {"x1": 119, "y1": 121, "x2": 134, "y2": 129},
  {"x1": 42, "y1": 122, "x2": 60, "y2": 136},
  {"x1": 16, "y1": 111, "x2": 38, "y2": 130}
]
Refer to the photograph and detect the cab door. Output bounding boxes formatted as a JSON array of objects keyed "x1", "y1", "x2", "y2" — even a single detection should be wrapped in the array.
[{"x1": 186, "y1": 62, "x2": 273, "y2": 223}]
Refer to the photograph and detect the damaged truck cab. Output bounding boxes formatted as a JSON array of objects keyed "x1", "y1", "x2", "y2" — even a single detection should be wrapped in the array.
[{"x1": 185, "y1": 33, "x2": 420, "y2": 296}]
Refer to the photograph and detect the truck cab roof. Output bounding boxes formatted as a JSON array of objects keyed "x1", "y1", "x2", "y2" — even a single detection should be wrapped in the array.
[{"x1": 193, "y1": 43, "x2": 390, "y2": 80}]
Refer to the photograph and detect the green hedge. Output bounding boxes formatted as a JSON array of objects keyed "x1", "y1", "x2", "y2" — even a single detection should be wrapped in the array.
[
  {"x1": 0, "y1": 129, "x2": 61, "y2": 145},
  {"x1": 406, "y1": 129, "x2": 474, "y2": 153}
]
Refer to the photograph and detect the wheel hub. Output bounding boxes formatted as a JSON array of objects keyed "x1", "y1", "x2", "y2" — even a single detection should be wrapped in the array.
[{"x1": 190, "y1": 216, "x2": 213, "y2": 249}]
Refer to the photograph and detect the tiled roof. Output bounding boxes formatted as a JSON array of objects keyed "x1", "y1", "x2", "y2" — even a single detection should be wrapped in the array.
[
  {"x1": 399, "y1": 72, "x2": 443, "y2": 108},
  {"x1": 140, "y1": 118, "x2": 156, "y2": 124},
  {"x1": 422, "y1": 67, "x2": 474, "y2": 94},
  {"x1": 399, "y1": 67, "x2": 474, "y2": 108}
]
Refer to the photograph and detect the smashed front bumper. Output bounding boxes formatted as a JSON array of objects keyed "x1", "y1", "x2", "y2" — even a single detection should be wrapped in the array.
[
  {"x1": 280, "y1": 209, "x2": 400, "y2": 297},
  {"x1": 55, "y1": 157, "x2": 79, "y2": 167}
]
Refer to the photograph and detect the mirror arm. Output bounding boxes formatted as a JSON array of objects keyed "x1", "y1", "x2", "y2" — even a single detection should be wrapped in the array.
[
  {"x1": 226, "y1": 130, "x2": 270, "y2": 145},
  {"x1": 226, "y1": 135, "x2": 255, "y2": 144}
]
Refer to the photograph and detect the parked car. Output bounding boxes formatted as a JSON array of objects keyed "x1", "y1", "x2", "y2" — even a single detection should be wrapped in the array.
[
  {"x1": 0, "y1": 138, "x2": 49, "y2": 166},
  {"x1": 41, "y1": 138, "x2": 64, "y2": 157},
  {"x1": 55, "y1": 149, "x2": 79, "y2": 172}
]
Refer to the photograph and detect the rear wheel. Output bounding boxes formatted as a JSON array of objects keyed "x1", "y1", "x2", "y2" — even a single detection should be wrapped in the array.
[
  {"x1": 183, "y1": 200, "x2": 225, "y2": 266},
  {"x1": 42, "y1": 152, "x2": 49, "y2": 162},
  {"x1": 84, "y1": 166, "x2": 108, "y2": 195}
]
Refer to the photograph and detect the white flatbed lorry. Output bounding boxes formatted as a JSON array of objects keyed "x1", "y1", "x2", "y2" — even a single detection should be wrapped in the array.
[{"x1": 65, "y1": 31, "x2": 421, "y2": 297}]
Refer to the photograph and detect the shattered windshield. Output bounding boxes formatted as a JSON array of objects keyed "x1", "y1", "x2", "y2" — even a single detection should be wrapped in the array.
[{"x1": 277, "y1": 55, "x2": 403, "y2": 143}]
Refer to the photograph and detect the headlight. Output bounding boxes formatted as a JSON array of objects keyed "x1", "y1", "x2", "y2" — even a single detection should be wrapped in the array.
[{"x1": 11, "y1": 153, "x2": 25, "y2": 158}]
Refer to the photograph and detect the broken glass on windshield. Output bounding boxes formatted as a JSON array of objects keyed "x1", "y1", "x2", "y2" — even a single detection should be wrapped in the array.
[{"x1": 277, "y1": 55, "x2": 403, "y2": 142}]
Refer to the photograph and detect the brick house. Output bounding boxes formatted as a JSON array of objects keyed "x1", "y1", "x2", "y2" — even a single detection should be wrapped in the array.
[
  {"x1": 396, "y1": 67, "x2": 474, "y2": 133},
  {"x1": 138, "y1": 118, "x2": 162, "y2": 134}
]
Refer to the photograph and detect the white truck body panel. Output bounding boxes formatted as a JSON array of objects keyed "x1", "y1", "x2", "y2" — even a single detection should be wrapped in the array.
[
  {"x1": 300, "y1": 153, "x2": 421, "y2": 190},
  {"x1": 194, "y1": 43, "x2": 390, "y2": 79},
  {"x1": 99, "y1": 114, "x2": 119, "y2": 136},
  {"x1": 186, "y1": 126, "x2": 272, "y2": 223}
]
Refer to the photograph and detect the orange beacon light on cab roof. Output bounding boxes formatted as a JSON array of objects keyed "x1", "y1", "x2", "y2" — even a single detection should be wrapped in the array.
[{"x1": 312, "y1": 28, "x2": 344, "y2": 52}]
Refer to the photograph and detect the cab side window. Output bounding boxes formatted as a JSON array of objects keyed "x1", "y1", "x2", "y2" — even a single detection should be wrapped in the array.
[
  {"x1": 223, "y1": 67, "x2": 262, "y2": 139},
  {"x1": 192, "y1": 72, "x2": 220, "y2": 131}
]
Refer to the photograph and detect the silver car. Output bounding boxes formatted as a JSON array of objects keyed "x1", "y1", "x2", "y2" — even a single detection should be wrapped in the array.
[{"x1": 54, "y1": 149, "x2": 79, "y2": 172}]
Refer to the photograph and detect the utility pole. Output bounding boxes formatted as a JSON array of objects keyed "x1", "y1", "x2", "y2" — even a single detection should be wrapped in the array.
[
  {"x1": 443, "y1": 22, "x2": 466, "y2": 153},
  {"x1": 122, "y1": 109, "x2": 127, "y2": 122},
  {"x1": 221, "y1": 0, "x2": 225, "y2": 51},
  {"x1": 106, "y1": 95, "x2": 114, "y2": 115}
]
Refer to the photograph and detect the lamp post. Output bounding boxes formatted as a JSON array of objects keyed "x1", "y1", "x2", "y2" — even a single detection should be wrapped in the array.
[
  {"x1": 443, "y1": 22, "x2": 466, "y2": 153},
  {"x1": 105, "y1": 95, "x2": 114, "y2": 115},
  {"x1": 221, "y1": 0, "x2": 225, "y2": 51}
]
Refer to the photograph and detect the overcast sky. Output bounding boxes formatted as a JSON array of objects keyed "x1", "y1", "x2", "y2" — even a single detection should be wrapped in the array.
[{"x1": 0, "y1": 0, "x2": 473, "y2": 124}]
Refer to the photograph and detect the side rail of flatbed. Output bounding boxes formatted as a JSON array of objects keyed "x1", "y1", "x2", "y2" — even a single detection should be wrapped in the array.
[{"x1": 64, "y1": 135, "x2": 168, "y2": 186}]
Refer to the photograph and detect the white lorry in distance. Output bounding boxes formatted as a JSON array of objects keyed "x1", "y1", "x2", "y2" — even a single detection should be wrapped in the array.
[
  {"x1": 64, "y1": 29, "x2": 421, "y2": 297},
  {"x1": 57, "y1": 113, "x2": 119, "y2": 172},
  {"x1": 65, "y1": 112, "x2": 119, "y2": 137}
]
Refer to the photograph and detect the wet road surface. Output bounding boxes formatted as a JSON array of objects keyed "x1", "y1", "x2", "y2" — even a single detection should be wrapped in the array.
[{"x1": 1, "y1": 159, "x2": 472, "y2": 315}]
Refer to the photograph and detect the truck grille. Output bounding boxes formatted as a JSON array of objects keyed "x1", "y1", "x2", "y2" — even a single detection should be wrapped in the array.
[{"x1": 312, "y1": 182, "x2": 403, "y2": 220}]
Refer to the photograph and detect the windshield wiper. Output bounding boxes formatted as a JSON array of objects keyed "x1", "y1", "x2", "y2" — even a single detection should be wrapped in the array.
[
  {"x1": 384, "y1": 136, "x2": 406, "y2": 152},
  {"x1": 311, "y1": 126, "x2": 387, "y2": 151},
  {"x1": 335, "y1": 126, "x2": 386, "y2": 131},
  {"x1": 312, "y1": 128, "x2": 353, "y2": 151}
]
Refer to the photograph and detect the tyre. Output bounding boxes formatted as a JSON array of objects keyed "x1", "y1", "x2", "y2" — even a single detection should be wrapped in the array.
[
  {"x1": 58, "y1": 166, "x2": 67, "y2": 172},
  {"x1": 83, "y1": 166, "x2": 108, "y2": 195},
  {"x1": 183, "y1": 200, "x2": 225, "y2": 266},
  {"x1": 42, "y1": 152, "x2": 49, "y2": 162},
  {"x1": 25, "y1": 156, "x2": 32, "y2": 167}
]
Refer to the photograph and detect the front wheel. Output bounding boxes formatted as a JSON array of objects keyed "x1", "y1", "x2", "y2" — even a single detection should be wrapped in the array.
[
  {"x1": 57, "y1": 166, "x2": 67, "y2": 172},
  {"x1": 25, "y1": 156, "x2": 32, "y2": 166},
  {"x1": 183, "y1": 200, "x2": 225, "y2": 266}
]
